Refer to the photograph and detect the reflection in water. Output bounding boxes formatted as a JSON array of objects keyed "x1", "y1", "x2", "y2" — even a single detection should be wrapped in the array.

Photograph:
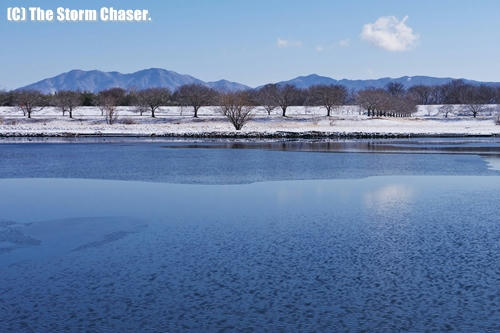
[
  {"x1": 1, "y1": 138, "x2": 499, "y2": 184},
  {"x1": 363, "y1": 184, "x2": 414, "y2": 217},
  {"x1": 162, "y1": 137, "x2": 500, "y2": 155}
]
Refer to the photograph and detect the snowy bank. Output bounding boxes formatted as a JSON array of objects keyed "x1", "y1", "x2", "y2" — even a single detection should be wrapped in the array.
[{"x1": 0, "y1": 106, "x2": 499, "y2": 138}]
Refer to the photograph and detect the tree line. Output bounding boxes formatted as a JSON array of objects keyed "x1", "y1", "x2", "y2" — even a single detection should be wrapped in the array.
[{"x1": 1, "y1": 79, "x2": 500, "y2": 129}]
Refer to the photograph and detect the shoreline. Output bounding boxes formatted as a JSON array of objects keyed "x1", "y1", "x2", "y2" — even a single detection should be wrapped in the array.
[
  {"x1": 1, "y1": 106, "x2": 499, "y2": 139},
  {"x1": 1, "y1": 131, "x2": 499, "y2": 139}
]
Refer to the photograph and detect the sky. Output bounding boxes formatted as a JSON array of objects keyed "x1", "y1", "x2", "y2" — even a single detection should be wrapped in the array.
[{"x1": 1, "y1": 0, "x2": 500, "y2": 89}]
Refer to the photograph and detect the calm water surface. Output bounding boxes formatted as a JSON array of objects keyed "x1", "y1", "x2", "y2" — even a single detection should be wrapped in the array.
[{"x1": 0, "y1": 138, "x2": 499, "y2": 332}]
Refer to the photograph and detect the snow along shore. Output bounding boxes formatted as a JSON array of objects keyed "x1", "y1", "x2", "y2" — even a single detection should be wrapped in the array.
[{"x1": 1, "y1": 105, "x2": 499, "y2": 138}]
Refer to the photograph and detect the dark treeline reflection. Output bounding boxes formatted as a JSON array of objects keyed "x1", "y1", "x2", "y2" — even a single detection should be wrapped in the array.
[
  {"x1": 1, "y1": 138, "x2": 499, "y2": 184},
  {"x1": 162, "y1": 138, "x2": 500, "y2": 155}
]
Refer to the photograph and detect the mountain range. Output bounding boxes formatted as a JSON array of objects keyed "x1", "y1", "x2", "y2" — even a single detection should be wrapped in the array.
[
  {"x1": 17, "y1": 68, "x2": 500, "y2": 93},
  {"x1": 18, "y1": 68, "x2": 250, "y2": 94}
]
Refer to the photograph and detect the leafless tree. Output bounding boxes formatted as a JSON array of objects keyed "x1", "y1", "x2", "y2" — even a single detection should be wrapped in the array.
[
  {"x1": 14, "y1": 90, "x2": 47, "y2": 118},
  {"x1": 442, "y1": 80, "x2": 469, "y2": 104},
  {"x1": 53, "y1": 90, "x2": 81, "y2": 118},
  {"x1": 388, "y1": 95, "x2": 417, "y2": 117},
  {"x1": 256, "y1": 84, "x2": 279, "y2": 115},
  {"x1": 386, "y1": 82, "x2": 406, "y2": 97},
  {"x1": 439, "y1": 104, "x2": 454, "y2": 118},
  {"x1": 218, "y1": 91, "x2": 255, "y2": 130},
  {"x1": 176, "y1": 84, "x2": 216, "y2": 118},
  {"x1": 428, "y1": 85, "x2": 445, "y2": 104},
  {"x1": 275, "y1": 84, "x2": 300, "y2": 117},
  {"x1": 97, "y1": 89, "x2": 122, "y2": 125},
  {"x1": 357, "y1": 88, "x2": 415, "y2": 117},
  {"x1": 476, "y1": 84, "x2": 496, "y2": 104},
  {"x1": 0, "y1": 91, "x2": 9, "y2": 106},
  {"x1": 408, "y1": 85, "x2": 433, "y2": 105},
  {"x1": 464, "y1": 86, "x2": 488, "y2": 118},
  {"x1": 466, "y1": 103, "x2": 486, "y2": 118},
  {"x1": 135, "y1": 104, "x2": 148, "y2": 116},
  {"x1": 308, "y1": 84, "x2": 347, "y2": 116},
  {"x1": 356, "y1": 88, "x2": 388, "y2": 117},
  {"x1": 135, "y1": 88, "x2": 171, "y2": 118}
]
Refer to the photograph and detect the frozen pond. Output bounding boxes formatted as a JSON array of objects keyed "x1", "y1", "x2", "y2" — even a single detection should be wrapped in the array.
[{"x1": 1, "y1": 138, "x2": 500, "y2": 331}]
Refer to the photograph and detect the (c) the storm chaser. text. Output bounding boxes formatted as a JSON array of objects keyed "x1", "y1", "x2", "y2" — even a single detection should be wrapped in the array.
[{"x1": 7, "y1": 7, "x2": 152, "y2": 22}]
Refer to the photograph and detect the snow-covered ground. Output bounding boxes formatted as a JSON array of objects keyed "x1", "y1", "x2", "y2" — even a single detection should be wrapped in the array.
[{"x1": 0, "y1": 105, "x2": 499, "y2": 137}]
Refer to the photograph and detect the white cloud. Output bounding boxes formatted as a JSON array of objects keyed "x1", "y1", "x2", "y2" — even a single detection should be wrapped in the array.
[
  {"x1": 361, "y1": 16, "x2": 418, "y2": 51},
  {"x1": 315, "y1": 45, "x2": 324, "y2": 52},
  {"x1": 277, "y1": 38, "x2": 302, "y2": 48},
  {"x1": 338, "y1": 39, "x2": 350, "y2": 47}
]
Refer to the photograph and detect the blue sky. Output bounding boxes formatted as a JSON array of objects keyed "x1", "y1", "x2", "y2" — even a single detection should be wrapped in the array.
[{"x1": 1, "y1": 0, "x2": 500, "y2": 89}]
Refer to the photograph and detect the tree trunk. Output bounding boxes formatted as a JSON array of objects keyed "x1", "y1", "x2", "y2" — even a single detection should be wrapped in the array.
[
  {"x1": 282, "y1": 106, "x2": 287, "y2": 117},
  {"x1": 194, "y1": 106, "x2": 199, "y2": 118},
  {"x1": 151, "y1": 107, "x2": 156, "y2": 118},
  {"x1": 327, "y1": 107, "x2": 331, "y2": 117},
  {"x1": 69, "y1": 107, "x2": 73, "y2": 119}
]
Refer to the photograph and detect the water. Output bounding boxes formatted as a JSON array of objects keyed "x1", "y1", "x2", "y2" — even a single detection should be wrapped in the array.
[
  {"x1": 1, "y1": 137, "x2": 500, "y2": 184},
  {"x1": 1, "y1": 138, "x2": 500, "y2": 332}
]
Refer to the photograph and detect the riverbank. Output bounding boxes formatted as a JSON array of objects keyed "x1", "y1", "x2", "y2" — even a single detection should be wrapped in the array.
[{"x1": 1, "y1": 106, "x2": 499, "y2": 138}]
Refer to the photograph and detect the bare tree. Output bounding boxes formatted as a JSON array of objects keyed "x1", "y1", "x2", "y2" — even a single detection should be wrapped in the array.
[
  {"x1": 356, "y1": 88, "x2": 415, "y2": 117},
  {"x1": 386, "y1": 82, "x2": 406, "y2": 97},
  {"x1": 218, "y1": 91, "x2": 254, "y2": 130},
  {"x1": 97, "y1": 89, "x2": 121, "y2": 125},
  {"x1": 356, "y1": 88, "x2": 388, "y2": 117},
  {"x1": 429, "y1": 85, "x2": 445, "y2": 104},
  {"x1": 0, "y1": 91, "x2": 10, "y2": 106},
  {"x1": 408, "y1": 85, "x2": 433, "y2": 105},
  {"x1": 308, "y1": 84, "x2": 347, "y2": 116},
  {"x1": 476, "y1": 84, "x2": 496, "y2": 104},
  {"x1": 464, "y1": 85, "x2": 488, "y2": 118},
  {"x1": 135, "y1": 88, "x2": 171, "y2": 118},
  {"x1": 14, "y1": 90, "x2": 46, "y2": 118},
  {"x1": 275, "y1": 84, "x2": 300, "y2": 117},
  {"x1": 53, "y1": 90, "x2": 81, "y2": 118},
  {"x1": 256, "y1": 84, "x2": 279, "y2": 115},
  {"x1": 439, "y1": 104, "x2": 454, "y2": 118},
  {"x1": 176, "y1": 84, "x2": 216, "y2": 118},
  {"x1": 388, "y1": 95, "x2": 417, "y2": 117},
  {"x1": 442, "y1": 80, "x2": 469, "y2": 104},
  {"x1": 466, "y1": 103, "x2": 486, "y2": 118}
]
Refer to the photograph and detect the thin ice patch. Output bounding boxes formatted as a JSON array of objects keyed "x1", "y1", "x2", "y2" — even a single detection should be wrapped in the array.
[
  {"x1": 483, "y1": 156, "x2": 500, "y2": 171},
  {"x1": 0, "y1": 220, "x2": 41, "y2": 254},
  {"x1": 72, "y1": 230, "x2": 137, "y2": 252}
]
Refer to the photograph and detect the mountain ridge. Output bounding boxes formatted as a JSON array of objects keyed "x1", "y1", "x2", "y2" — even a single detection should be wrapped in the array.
[
  {"x1": 19, "y1": 68, "x2": 250, "y2": 93},
  {"x1": 270, "y1": 74, "x2": 500, "y2": 90},
  {"x1": 17, "y1": 68, "x2": 500, "y2": 93}
]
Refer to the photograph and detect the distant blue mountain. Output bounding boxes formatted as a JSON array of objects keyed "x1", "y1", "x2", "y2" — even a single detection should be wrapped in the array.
[
  {"x1": 17, "y1": 69, "x2": 500, "y2": 93},
  {"x1": 18, "y1": 68, "x2": 250, "y2": 93},
  {"x1": 273, "y1": 74, "x2": 500, "y2": 90}
]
